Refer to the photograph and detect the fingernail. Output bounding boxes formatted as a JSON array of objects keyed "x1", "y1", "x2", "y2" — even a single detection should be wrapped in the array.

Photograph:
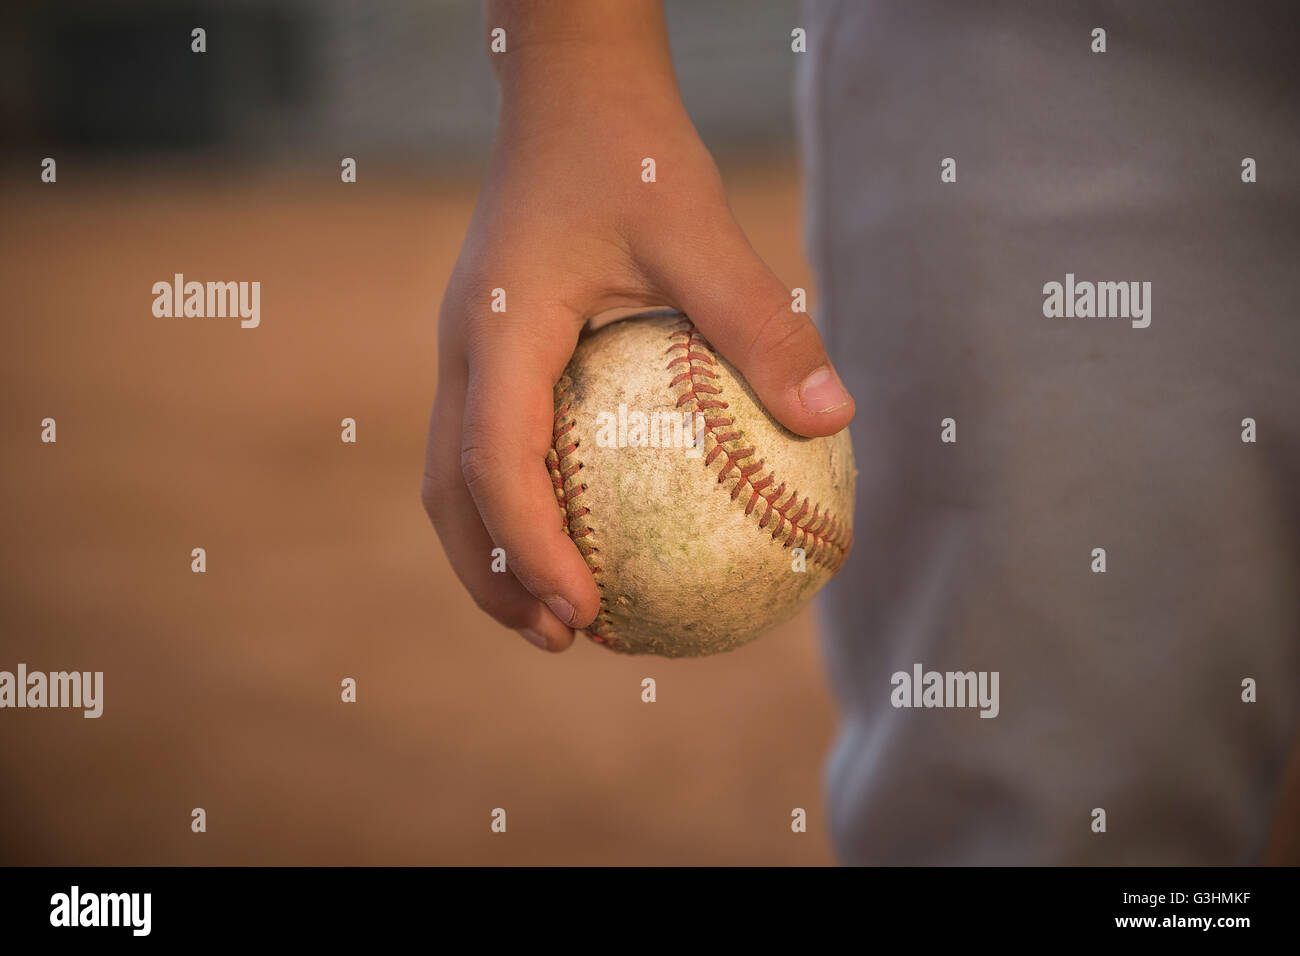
[
  {"x1": 520, "y1": 628, "x2": 549, "y2": 650},
  {"x1": 799, "y1": 365, "x2": 850, "y2": 413},
  {"x1": 544, "y1": 595, "x2": 576, "y2": 626}
]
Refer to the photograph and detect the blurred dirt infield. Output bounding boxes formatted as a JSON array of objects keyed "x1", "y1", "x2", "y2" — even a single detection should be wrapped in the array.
[{"x1": 0, "y1": 162, "x2": 839, "y2": 865}]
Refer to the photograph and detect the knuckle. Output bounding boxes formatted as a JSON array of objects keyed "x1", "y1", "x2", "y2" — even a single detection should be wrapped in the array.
[
  {"x1": 458, "y1": 440, "x2": 501, "y2": 492},
  {"x1": 745, "y1": 301, "x2": 817, "y2": 364},
  {"x1": 420, "y1": 471, "x2": 446, "y2": 522}
]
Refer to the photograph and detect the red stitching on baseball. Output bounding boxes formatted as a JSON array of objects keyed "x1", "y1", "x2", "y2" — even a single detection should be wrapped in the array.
[
  {"x1": 666, "y1": 319, "x2": 852, "y2": 571},
  {"x1": 550, "y1": 389, "x2": 621, "y2": 647},
  {"x1": 550, "y1": 317, "x2": 852, "y2": 653}
]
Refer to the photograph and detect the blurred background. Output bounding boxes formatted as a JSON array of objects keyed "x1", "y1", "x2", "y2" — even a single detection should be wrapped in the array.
[{"x1": 0, "y1": 0, "x2": 839, "y2": 864}]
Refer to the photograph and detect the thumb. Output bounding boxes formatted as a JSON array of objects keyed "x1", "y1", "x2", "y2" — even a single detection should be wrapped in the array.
[{"x1": 647, "y1": 219, "x2": 854, "y2": 438}]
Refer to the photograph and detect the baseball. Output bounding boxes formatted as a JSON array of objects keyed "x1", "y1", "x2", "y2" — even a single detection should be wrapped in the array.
[{"x1": 548, "y1": 311, "x2": 856, "y2": 657}]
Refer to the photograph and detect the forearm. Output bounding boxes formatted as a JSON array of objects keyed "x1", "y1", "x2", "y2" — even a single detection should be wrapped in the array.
[{"x1": 485, "y1": 0, "x2": 685, "y2": 133}]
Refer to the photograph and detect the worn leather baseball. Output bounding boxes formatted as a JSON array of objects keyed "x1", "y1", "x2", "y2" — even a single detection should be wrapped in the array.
[{"x1": 548, "y1": 312, "x2": 856, "y2": 657}]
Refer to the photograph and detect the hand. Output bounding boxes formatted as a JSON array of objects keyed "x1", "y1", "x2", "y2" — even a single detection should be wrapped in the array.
[{"x1": 421, "y1": 2, "x2": 855, "y2": 652}]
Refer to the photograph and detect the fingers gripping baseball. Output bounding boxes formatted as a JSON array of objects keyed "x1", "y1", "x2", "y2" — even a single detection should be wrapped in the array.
[
  {"x1": 420, "y1": 466, "x2": 577, "y2": 652},
  {"x1": 456, "y1": 327, "x2": 602, "y2": 634},
  {"x1": 646, "y1": 219, "x2": 855, "y2": 439},
  {"x1": 422, "y1": 362, "x2": 581, "y2": 651}
]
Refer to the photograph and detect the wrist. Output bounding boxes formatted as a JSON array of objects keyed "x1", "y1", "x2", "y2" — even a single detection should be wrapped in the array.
[{"x1": 486, "y1": 0, "x2": 682, "y2": 128}]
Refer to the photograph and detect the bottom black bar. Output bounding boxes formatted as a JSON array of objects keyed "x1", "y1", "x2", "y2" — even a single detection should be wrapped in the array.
[{"x1": 0, "y1": 866, "x2": 1292, "y2": 942}]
